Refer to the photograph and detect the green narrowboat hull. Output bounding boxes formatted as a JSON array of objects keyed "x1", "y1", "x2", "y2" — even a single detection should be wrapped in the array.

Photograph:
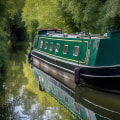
[{"x1": 30, "y1": 28, "x2": 120, "y2": 93}]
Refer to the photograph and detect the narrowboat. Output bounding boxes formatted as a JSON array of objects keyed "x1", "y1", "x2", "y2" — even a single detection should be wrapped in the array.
[
  {"x1": 33, "y1": 66, "x2": 120, "y2": 120},
  {"x1": 30, "y1": 28, "x2": 120, "y2": 93}
]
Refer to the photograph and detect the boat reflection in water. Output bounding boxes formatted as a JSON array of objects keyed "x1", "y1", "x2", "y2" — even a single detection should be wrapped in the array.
[{"x1": 32, "y1": 66, "x2": 120, "y2": 120}]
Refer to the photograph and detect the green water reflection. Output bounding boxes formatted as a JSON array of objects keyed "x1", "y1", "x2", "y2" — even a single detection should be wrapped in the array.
[{"x1": 0, "y1": 43, "x2": 76, "y2": 120}]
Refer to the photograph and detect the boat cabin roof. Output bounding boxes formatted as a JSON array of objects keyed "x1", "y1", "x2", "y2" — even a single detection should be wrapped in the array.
[
  {"x1": 38, "y1": 29, "x2": 62, "y2": 35},
  {"x1": 48, "y1": 33, "x2": 107, "y2": 39},
  {"x1": 37, "y1": 29, "x2": 108, "y2": 39}
]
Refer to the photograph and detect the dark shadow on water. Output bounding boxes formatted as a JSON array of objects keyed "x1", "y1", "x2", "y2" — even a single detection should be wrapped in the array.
[
  {"x1": 9, "y1": 42, "x2": 29, "y2": 63},
  {"x1": 75, "y1": 85, "x2": 120, "y2": 120}
]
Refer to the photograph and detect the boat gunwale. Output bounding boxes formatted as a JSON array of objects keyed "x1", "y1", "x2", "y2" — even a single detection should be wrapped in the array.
[
  {"x1": 80, "y1": 73, "x2": 120, "y2": 78},
  {"x1": 32, "y1": 49, "x2": 120, "y2": 69},
  {"x1": 31, "y1": 52, "x2": 74, "y2": 74}
]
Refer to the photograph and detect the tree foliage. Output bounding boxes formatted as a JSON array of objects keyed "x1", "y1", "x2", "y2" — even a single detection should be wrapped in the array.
[
  {"x1": 22, "y1": 0, "x2": 69, "y2": 39},
  {"x1": 21, "y1": 0, "x2": 120, "y2": 35},
  {"x1": 1, "y1": 0, "x2": 120, "y2": 40},
  {"x1": 57, "y1": 0, "x2": 120, "y2": 34},
  {"x1": 0, "y1": 0, "x2": 25, "y2": 81}
]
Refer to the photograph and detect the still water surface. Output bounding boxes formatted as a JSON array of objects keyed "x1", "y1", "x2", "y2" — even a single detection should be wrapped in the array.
[
  {"x1": 0, "y1": 43, "x2": 120, "y2": 120},
  {"x1": 0, "y1": 43, "x2": 76, "y2": 120}
]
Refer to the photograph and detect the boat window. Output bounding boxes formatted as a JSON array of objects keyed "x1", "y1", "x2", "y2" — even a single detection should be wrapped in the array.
[
  {"x1": 49, "y1": 42, "x2": 53, "y2": 51},
  {"x1": 46, "y1": 81, "x2": 50, "y2": 90},
  {"x1": 52, "y1": 85, "x2": 55, "y2": 93},
  {"x1": 64, "y1": 94, "x2": 69, "y2": 104},
  {"x1": 57, "y1": 89, "x2": 61, "y2": 98},
  {"x1": 74, "y1": 102, "x2": 80, "y2": 113},
  {"x1": 73, "y1": 46, "x2": 79, "y2": 56},
  {"x1": 63, "y1": 45, "x2": 68, "y2": 54},
  {"x1": 44, "y1": 41, "x2": 48, "y2": 49},
  {"x1": 40, "y1": 40, "x2": 43, "y2": 48},
  {"x1": 55, "y1": 43, "x2": 60, "y2": 52}
]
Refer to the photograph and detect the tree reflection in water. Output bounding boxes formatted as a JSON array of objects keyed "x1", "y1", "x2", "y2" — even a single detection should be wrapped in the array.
[{"x1": 0, "y1": 43, "x2": 76, "y2": 120}]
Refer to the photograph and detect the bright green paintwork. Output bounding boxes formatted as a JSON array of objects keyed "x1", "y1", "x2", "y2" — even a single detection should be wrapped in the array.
[
  {"x1": 39, "y1": 37, "x2": 83, "y2": 63},
  {"x1": 33, "y1": 29, "x2": 120, "y2": 66},
  {"x1": 95, "y1": 31, "x2": 120, "y2": 66},
  {"x1": 33, "y1": 36, "x2": 89, "y2": 64}
]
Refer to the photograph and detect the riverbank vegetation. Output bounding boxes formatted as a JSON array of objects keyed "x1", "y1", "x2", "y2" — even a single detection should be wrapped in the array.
[
  {"x1": 0, "y1": 0, "x2": 120, "y2": 80},
  {"x1": 22, "y1": 0, "x2": 120, "y2": 35},
  {"x1": 1, "y1": 0, "x2": 120, "y2": 41},
  {"x1": 0, "y1": 0, "x2": 25, "y2": 81}
]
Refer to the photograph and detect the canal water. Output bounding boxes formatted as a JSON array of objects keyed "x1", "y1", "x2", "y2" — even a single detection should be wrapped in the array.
[
  {"x1": 0, "y1": 43, "x2": 120, "y2": 120},
  {"x1": 0, "y1": 43, "x2": 76, "y2": 120}
]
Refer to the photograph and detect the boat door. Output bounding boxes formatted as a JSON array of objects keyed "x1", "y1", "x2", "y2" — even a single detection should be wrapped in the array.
[
  {"x1": 79, "y1": 38, "x2": 91, "y2": 65},
  {"x1": 33, "y1": 35, "x2": 39, "y2": 49}
]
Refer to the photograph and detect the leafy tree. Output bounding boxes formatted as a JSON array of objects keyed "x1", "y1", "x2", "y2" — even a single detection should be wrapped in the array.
[
  {"x1": 0, "y1": 0, "x2": 25, "y2": 82},
  {"x1": 22, "y1": 0, "x2": 68, "y2": 40},
  {"x1": 100, "y1": 0, "x2": 120, "y2": 30},
  {"x1": 5, "y1": 11, "x2": 28, "y2": 44},
  {"x1": 57, "y1": 0, "x2": 120, "y2": 34}
]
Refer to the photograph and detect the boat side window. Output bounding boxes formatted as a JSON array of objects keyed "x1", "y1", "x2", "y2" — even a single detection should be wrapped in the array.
[
  {"x1": 40, "y1": 40, "x2": 43, "y2": 48},
  {"x1": 44, "y1": 41, "x2": 48, "y2": 49},
  {"x1": 64, "y1": 94, "x2": 69, "y2": 104},
  {"x1": 49, "y1": 42, "x2": 53, "y2": 51},
  {"x1": 57, "y1": 89, "x2": 61, "y2": 98},
  {"x1": 73, "y1": 46, "x2": 79, "y2": 56},
  {"x1": 63, "y1": 45, "x2": 68, "y2": 54},
  {"x1": 55, "y1": 43, "x2": 60, "y2": 52},
  {"x1": 74, "y1": 102, "x2": 80, "y2": 113},
  {"x1": 52, "y1": 85, "x2": 55, "y2": 94}
]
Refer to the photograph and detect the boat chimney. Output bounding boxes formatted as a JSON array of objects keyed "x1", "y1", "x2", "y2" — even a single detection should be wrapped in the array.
[
  {"x1": 46, "y1": 33, "x2": 49, "y2": 36},
  {"x1": 63, "y1": 33, "x2": 68, "y2": 37}
]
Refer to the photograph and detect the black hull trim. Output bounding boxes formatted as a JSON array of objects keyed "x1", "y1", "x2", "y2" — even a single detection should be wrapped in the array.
[
  {"x1": 81, "y1": 65, "x2": 120, "y2": 76},
  {"x1": 79, "y1": 66, "x2": 120, "y2": 93},
  {"x1": 32, "y1": 50, "x2": 78, "y2": 73},
  {"x1": 31, "y1": 50, "x2": 120, "y2": 93}
]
